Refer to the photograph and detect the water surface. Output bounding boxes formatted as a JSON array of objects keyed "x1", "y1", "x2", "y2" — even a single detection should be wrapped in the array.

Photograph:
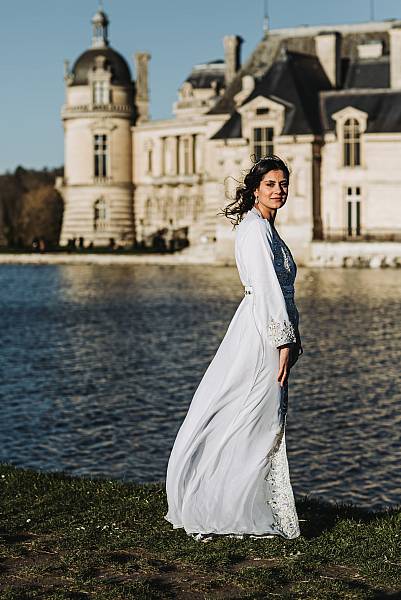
[{"x1": 0, "y1": 264, "x2": 400, "y2": 510}]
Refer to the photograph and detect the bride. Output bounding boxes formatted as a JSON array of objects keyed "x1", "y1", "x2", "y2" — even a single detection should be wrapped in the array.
[{"x1": 164, "y1": 155, "x2": 303, "y2": 541}]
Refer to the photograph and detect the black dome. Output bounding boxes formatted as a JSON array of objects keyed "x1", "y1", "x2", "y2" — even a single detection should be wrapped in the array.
[{"x1": 71, "y1": 47, "x2": 131, "y2": 86}]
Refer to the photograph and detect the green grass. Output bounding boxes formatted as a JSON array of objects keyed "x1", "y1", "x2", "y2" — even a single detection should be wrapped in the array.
[{"x1": 1, "y1": 464, "x2": 400, "y2": 599}]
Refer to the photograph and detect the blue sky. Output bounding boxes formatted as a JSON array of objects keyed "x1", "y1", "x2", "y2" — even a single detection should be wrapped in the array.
[{"x1": 0, "y1": 0, "x2": 400, "y2": 172}]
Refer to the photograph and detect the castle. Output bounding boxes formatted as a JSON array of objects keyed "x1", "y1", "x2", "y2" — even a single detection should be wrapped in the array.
[{"x1": 58, "y1": 9, "x2": 401, "y2": 266}]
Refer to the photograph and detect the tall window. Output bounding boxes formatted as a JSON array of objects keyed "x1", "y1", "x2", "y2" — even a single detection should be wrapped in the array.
[
  {"x1": 183, "y1": 138, "x2": 190, "y2": 175},
  {"x1": 161, "y1": 137, "x2": 173, "y2": 175},
  {"x1": 147, "y1": 148, "x2": 153, "y2": 174},
  {"x1": 177, "y1": 196, "x2": 188, "y2": 220},
  {"x1": 161, "y1": 137, "x2": 166, "y2": 175},
  {"x1": 193, "y1": 195, "x2": 203, "y2": 221},
  {"x1": 343, "y1": 119, "x2": 361, "y2": 167},
  {"x1": 346, "y1": 186, "x2": 361, "y2": 237},
  {"x1": 93, "y1": 81, "x2": 109, "y2": 105},
  {"x1": 192, "y1": 134, "x2": 197, "y2": 174},
  {"x1": 94, "y1": 134, "x2": 108, "y2": 178},
  {"x1": 252, "y1": 127, "x2": 274, "y2": 160},
  {"x1": 163, "y1": 197, "x2": 171, "y2": 221},
  {"x1": 145, "y1": 198, "x2": 153, "y2": 224},
  {"x1": 94, "y1": 198, "x2": 107, "y2": 231},
  {"x1": 176, "y1": 136, "x2": 181, "y2": 175}
]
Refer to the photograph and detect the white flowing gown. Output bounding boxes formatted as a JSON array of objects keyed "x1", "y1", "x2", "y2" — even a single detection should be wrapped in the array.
[{"x1": 164, "y1": 206, "x2": 301, "y2": 539}]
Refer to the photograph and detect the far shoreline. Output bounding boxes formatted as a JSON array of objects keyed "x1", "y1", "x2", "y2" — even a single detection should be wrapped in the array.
[{"x1": 0, "y1": 252, "x2": 233, "y2": 267}]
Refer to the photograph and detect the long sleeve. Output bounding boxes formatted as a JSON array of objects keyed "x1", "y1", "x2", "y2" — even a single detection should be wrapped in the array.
[{"x1": 241, "y1": 219, "x2": 296, "y2": 349}]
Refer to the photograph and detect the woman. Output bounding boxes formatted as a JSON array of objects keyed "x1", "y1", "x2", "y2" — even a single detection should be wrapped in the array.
[{"x1": 164, "y1": 155, "x2": 303, "y2": 541}]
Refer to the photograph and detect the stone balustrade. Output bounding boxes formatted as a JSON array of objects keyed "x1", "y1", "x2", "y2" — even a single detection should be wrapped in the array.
[{"x1": 61, "y1": 103, "x2": 133, "y2": 117}]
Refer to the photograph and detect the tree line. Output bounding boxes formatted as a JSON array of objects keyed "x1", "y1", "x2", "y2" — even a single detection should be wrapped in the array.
[{"x1": 0, "y1": 166, "x2": 64, "y2": 248}]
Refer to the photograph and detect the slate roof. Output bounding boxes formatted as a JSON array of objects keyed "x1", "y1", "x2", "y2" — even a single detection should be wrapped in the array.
[
  {"x1": 343, "y1": 56, "x2": 390, "y2": 89},
  {"x1": 320, "y1": 90, "x2": 401, "y2": 133},
  {"x1": 71, "y1": 47, "x2": 132, "y2": 86},
  {"x1": 212, "y1": 50, "x2": 332, "y2": 139},
  {"x1": 210, "y1": 111, "x2": 242, "y2": 139},
  {"x1": 207, "y1": 36, "x2": 283, "y2": 115},
  {"x1": 208, "y1": 22, "x2": 401, "y2": 138},
  {"x1": 185, "y1": 60, "x2": 226, "y2": 90}
]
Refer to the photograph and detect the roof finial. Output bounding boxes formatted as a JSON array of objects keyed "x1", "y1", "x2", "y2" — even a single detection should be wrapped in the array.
[
  {"x1": 263, "y1": 0, "x2": 270, "y2": 34},
  {"x1": 92, "y1": 4, "x2": 109, "y2": 48},
  {"x1": 370, "y1": 0, "x2": 375, "y2": 20}
]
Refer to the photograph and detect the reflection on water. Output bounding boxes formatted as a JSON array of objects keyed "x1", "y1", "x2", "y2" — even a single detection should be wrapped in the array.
[{"x1": 0, "y1": 264, "x2": 400, "y2": 510}]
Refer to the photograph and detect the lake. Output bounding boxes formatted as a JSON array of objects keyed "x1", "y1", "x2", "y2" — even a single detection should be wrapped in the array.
[{"x1": 0, "y1": 264, "x2": 400, "y2": 510}]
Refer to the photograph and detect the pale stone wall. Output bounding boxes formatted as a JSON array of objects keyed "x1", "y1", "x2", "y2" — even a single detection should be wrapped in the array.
[
  {"x1": 274, "y1": 137, "x2": 316, "y2": 264},
  {"x1": 132, "y1": 118, "x2": 209, "y2": 247},
  {"x1": 59, "y1": 183, "x2": 134, "y2": 246},
  {"x1": 64, "y1": 119, "x2": 93, "y2": 184},
  {"x1": 321, "y1": 132, "x2": 401, "y2": 238},
  {"x1": 60, "y1": 77, "x2": 134, "y2": 246},
  {"x1": 310, "y1": 241, "x2": 401, "y2": 267},
  {"x1": 56, "y1": 17, "x2": 401, "y2": 263}
]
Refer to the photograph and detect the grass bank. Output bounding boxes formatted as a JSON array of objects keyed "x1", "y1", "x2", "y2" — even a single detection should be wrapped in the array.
[{"x1": 0, "y1": 464, "x2": 400, "y2": 599}]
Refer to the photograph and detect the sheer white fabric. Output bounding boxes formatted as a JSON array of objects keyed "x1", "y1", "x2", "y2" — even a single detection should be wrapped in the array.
[{"x1": 164, "y1": 206, "x2": 301, "y2": 540}]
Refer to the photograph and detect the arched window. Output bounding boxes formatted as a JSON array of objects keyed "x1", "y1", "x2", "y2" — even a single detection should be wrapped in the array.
[
  {"x1": 343, "y1": 118, "x2": 361, "y2": 167},
  {"x1": 177, "y1": 196, "x2": 188, "y2": 221},
  {"x1": 163, "y1": 197, "x2": 171, "y2": 221},
  {"x1": 144, "y1": 198, "x2": 153, "y2": 225},
  {"x1": 193, "y1": 195, "x2": 204, "y2": 221},
  {"x1": 93, "y1": 81, "x2": 109, "y2": 105},
  {"x1": 94, "y1": 198, "x2": 107, "y2": 231}
]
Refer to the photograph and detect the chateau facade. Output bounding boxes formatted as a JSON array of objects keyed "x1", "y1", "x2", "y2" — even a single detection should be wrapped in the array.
[{"x1": 58, "y1": 10, "x2": 401, "y2": 265}]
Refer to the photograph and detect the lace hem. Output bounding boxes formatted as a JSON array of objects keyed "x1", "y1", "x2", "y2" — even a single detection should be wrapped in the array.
[
  {"x1": 267, "y1": 316, "x2": 296, "y2": 348},
  {"x1": 264, "y1": 427, "x2": 300, "y2": 539}
]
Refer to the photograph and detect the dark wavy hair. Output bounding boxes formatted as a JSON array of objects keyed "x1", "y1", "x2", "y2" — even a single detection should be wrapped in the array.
[{"x1": 218, "y1": 154, "x2": 290, "y2": 227}]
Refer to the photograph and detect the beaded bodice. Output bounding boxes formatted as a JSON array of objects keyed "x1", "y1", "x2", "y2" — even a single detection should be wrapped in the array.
[{"x1": 269, "y1": 225, "x2": 299, "y2": 329}]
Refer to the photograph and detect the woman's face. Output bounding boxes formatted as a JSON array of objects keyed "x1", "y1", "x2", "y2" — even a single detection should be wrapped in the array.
[{"x1": 254, "y1": 169, "x2": 289, "y2": 210}]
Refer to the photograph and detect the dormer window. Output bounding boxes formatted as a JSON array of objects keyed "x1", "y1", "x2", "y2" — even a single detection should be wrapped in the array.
[
  {"x1": 252, "y1": 127, "x2": 274, "y2": 160},
  {"x1": 332, "y1": 107, "x2": 367, "y2": 169},
  {"x1": 93, "y1": 80, "x2": 109, "y2": 105},
  {"x1": 343, "y1": 118, "x2": 361, "y2": 167}
]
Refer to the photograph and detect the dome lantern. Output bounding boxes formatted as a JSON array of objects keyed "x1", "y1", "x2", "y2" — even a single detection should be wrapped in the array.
[{"x1": 91, "y1": 7, "x2": 109, "y2": 48}]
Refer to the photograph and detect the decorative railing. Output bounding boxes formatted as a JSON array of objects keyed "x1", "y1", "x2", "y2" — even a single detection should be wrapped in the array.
[
  {"x1": 153, "y1": 174, "x2": 203, "y2": 185},
  {"x1": 62, "y1": 103, "x2": 133, "y2": 115},
  {"x1": 93, "y1": 176, "x2": 113, "y2": 184},
  {"x1": 322, "y1": 229, "x2": 401, "y2": 242}
]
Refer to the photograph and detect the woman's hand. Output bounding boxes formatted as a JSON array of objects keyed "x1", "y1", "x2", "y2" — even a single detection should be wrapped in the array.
[{"x1": 277, "y1": 345, "x2": 291, "y2": 387}]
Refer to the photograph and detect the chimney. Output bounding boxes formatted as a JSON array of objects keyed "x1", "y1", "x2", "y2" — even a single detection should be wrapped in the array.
[
  {"x1": 315, "y1": 32, "x2": 341, "y2": 88},
  {"x1": 223, "y1": 35, "x2": 243, "y2": 87},
  {"x1": 389, "y1": 27, "x2": 401, "y2": 88},
  {"x1": 134, "y1": 52, "x2": 151, "y2": 122}
]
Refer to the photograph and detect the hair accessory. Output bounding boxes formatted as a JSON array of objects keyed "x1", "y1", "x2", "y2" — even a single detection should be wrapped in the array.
[{"x1": 252, "y1": 154, "x2": 282, "y2": 167}]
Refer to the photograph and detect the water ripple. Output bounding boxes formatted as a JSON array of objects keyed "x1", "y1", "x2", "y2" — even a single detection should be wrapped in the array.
[{"x1": 0, "y1": 264, "x2": 400, "y2": 509}]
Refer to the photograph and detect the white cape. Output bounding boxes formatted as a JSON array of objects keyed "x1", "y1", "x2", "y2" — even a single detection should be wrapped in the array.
[{"x1": 164, "y1": 206, "x2": 301, "y2": 539}]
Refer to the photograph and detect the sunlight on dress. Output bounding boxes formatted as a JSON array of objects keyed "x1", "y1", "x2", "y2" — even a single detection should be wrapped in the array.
[{"x1": 164, "y1": 206, "x2": 301, "y2": 541}]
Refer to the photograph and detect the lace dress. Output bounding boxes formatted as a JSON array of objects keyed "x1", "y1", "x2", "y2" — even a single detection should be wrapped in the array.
[{"x1": 164, "y1": 206, "x2": 301, "y2": 540}]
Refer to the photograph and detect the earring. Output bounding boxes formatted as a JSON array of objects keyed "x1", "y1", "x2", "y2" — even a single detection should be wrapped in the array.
[{"x1": 255, "y1": 195, "x2": 259, "y2": 204}]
